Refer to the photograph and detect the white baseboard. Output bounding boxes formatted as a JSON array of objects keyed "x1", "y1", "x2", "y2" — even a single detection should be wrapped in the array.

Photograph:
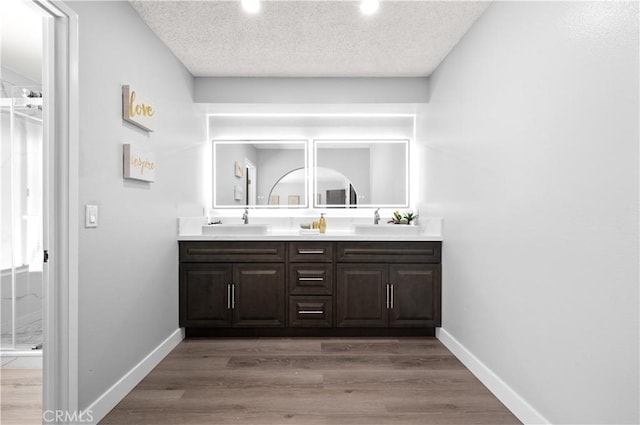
[
  {"x1": 84, "y1": 328, "x2": 184, "y2": 424},
  {"x1": 436, "y1": 328, "x2": 550, "y2": 425}
]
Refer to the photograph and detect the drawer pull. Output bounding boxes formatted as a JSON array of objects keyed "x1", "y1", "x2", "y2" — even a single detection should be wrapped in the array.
[
  {"x1": 298, "y1": 249, "x2": 325, "y2": 254},
  {"x1": 231, "y1": 283, "x2": 235, "y2": 309},
  {"x1": 299, "y1": 310, "x2": 324, "y2": 314},
  {"x1": 299, "y1": 277, "x2": 324, "y2": 281}
]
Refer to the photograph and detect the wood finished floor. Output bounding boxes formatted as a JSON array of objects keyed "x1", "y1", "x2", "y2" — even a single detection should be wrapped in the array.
[
  {"x1": 101, "y1": 338, "x2": 520, "y2": 425},
  {"x1": 0, "y1": 369, "x2": 42, "y2": 425}
]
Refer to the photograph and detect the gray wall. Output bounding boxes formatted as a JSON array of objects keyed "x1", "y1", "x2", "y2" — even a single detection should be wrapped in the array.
[
  {"x1": 70, "y1": 1, "x2": 204, "y2": 410},
  {"x1": 256, "y1": 149, "x2": 305, "y2": 205},
  {"x1": 370, "y1": 143, "x2": 405, "y2": 205},
  {"x1": 423, "y1": 2, "x2": 638, "y2": 423},
  {"x1": 215, "y1": 143, "x2": 257, "y2": 206},
  {"x1": 195, "y1": 77, "x2": 429, "y2": 103},
  {"x1": 317, "y1": 148, "x2": 370, "y2": 203}
]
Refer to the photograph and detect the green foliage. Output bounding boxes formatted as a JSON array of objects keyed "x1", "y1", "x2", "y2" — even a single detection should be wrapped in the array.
[{"x1": 388, "y1": 210, "x2": 418, "y2": 224}]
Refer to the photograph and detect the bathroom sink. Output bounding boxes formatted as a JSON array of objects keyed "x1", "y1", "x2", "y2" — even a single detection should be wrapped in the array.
[
  {"x1": 202, "y1": 224, "x2": 269, "y2": 236},
  {"x1": 352, "y1": 224, "x2": 422, "y2": 236}
]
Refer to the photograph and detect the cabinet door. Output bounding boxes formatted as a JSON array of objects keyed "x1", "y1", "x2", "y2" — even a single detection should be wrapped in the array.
[
  {"x1": 336, "y1": 264, "x2": 388, "y2": 327},
  {"x1": 389, "y1": 264, "x2": 441, "y2": 327},
  {"x1": 180, "y1": 264, "x2": 232, "y2": 327},
  {"x1": 233, "y1": 263, "x2": 285, "y2": 328}
]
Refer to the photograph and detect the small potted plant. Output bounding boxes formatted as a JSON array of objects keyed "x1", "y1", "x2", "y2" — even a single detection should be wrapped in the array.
[{"x1": 389, "y1": 210, "x2": 417, "y2": 225}]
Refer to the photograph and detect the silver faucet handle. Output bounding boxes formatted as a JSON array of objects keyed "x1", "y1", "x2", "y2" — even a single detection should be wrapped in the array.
[{"x1": 242, "y1": 208, "x2": 249, "y2": 224}]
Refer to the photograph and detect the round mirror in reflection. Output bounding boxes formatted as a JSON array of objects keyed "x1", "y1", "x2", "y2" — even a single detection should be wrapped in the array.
[
  {"x1": 267, "y1": 168, "x2": 306, "y2": 207},
  {"x1": 315, "y1": 166, "x2": 358, "y2": 207}
]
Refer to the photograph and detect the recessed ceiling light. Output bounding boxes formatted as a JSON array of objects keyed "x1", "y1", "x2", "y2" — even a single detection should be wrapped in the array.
[
  {"x1": 241, "y1": 0, "x2": 260, "y2": 14},
  {"x1": 360, "y1": 0, "x2": 379, "y2": 15}
]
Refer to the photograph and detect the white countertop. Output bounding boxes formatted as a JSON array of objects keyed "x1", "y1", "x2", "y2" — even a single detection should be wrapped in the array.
[
  {"x1": 177, "y1": 216, "x2": 443, "y2": 242},
  {"x1": 178, "y1": 232, "x2": 443, "y2": 242}
]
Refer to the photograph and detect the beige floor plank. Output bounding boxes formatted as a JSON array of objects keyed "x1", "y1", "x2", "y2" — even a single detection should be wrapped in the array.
[
  {"x1": 100, "y1": 338, "x2": 521, "y2": 425},
  {"x1": 0, "y1": 368, "x2": 42, "y2": 425}
]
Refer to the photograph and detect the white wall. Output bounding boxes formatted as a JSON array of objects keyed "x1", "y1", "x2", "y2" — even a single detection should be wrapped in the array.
[
  {"x1": 69, "y1": 1, "x2": 205, "y2": 411},
  {"x1": 423, "y1": 2, "x2": 638, "y2": 423}
]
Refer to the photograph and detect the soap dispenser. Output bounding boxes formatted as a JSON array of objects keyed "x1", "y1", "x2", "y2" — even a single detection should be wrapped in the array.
[{"x1": 319, "y1": 213, "x2": 327, "y2": 234}]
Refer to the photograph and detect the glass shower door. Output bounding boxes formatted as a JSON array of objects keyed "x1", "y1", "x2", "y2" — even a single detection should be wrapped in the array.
[{"x1": 1, "y1": 83, "x2": 44, "y2": 351}]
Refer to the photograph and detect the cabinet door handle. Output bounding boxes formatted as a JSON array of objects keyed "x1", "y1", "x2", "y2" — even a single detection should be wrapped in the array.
[
  {"x1": 299, "y1": 277, "x2": 324, "y2": 281},
  {"x1": 231, "y1": 283, "x2": 235, "y2": 309},
  {"x1": 390, "y1": 284, "x2": 394, "y2": 309},
  {"x1": 298, "y1": 249, "x2": 324, "y2": 254},
  {"x1": 386, "y1": 284, "x2": 390, "y2": 309},
  {"x1": 227, "y1": 284, "x2": 231, "y2": 309},
  {"x1": 299, "y1": 310, "x2": 323, "y2": 314}
]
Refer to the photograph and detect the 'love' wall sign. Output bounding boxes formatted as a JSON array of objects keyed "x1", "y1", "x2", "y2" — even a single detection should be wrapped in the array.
[{"x1": 122, "y1": 85, "x2": 154, "y2": 132}]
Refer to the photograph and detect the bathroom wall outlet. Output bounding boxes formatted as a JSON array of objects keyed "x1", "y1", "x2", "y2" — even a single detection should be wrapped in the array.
[{"x1": 85, "y1": 205, "x2": 98, "y2": 228}]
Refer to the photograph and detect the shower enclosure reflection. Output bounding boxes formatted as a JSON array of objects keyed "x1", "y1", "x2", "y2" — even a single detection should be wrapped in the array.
[{"x1": 1, "y1": 82, "x2": 44, "y2": 351}]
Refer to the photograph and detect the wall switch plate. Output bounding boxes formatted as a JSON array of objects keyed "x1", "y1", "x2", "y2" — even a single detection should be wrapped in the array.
[{"x1": 85, "y1": 205, "x2": 98, "y2": 228}]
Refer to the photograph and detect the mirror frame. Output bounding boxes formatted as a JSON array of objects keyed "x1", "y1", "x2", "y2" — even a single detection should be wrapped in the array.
[{"x1": 212, "y1": 139, "x2": 309, "y2": 209}]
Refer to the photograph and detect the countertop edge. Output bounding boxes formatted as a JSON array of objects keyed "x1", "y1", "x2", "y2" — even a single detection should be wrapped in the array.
[{"x1": 177, "y1": 234, "x2": 443, "y2": 242}]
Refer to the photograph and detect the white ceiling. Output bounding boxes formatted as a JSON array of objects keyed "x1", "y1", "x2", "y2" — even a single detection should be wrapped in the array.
[{"x1": 130, "y1": 0, "x2": 491, "y2": 77}]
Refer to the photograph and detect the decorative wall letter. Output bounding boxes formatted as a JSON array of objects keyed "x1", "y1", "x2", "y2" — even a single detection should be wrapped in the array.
[
  {"x1": 123, "y1": 144, "x2": 156, "y2": 182},
  {"x1": 122, "y1": 85, "x2": 155, "y2": 132}
]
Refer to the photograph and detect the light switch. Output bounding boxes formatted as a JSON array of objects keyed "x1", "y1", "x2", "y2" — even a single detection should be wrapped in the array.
[{"x1": 85, "y1": 205, "x2": 98, "y2": 228}]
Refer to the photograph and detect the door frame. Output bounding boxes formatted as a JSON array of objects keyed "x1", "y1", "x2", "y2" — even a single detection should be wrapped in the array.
[{"x1": 35, "y1": 0, "x2": 79, "y2": 420}]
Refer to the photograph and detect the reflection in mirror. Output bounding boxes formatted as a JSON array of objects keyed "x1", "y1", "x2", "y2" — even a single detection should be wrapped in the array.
[
  {"x1": 315, "y1": 167, "x2": 358, "y2": 207},
  {"x1": 213, "y1": 140, "x2": 307, "y2": 208},
  {"x1": 268, "y1": 168, "x2": 306, "y2": 206},
  {"x1": 314, "y1": 140, "x2": 409, "y2": 208}
]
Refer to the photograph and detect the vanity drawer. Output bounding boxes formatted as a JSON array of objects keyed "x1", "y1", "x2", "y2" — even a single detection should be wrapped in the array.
[
  {"x1": 289, "y1": 263, "x2": 333, "y2": 295},
  {"x1": 288, "y1": 242, "x2": 333, "y2": 263},
  {"x1": 337, "y1": 242, "x2": 441, "y2": 264},
  {"x1": 179, "y1": 241, "x2": 286, "y2": 263},
  {"x1": 288, "y1": 296, "x2": 333, "y2": 328}
]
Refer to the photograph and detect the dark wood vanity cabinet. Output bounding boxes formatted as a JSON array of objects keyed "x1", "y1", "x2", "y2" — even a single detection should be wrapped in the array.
[
  {"x1": 179, "y1": 240, "x2": 441, "y2": 336},
  {"x1": 336, "y1": 242, "x2": 441, "y2": 328},
  {"x1": 336, "y1": 263, "x2": 441, "y2": 328},
  {"x1": 180, "y1": 263, "x2": 232, "y2": 327},
  {"x1": 179, "y1": 242, "x2": 285, "y2": 328},
  {"x1": 288, "y1": 242, "x2": 334, "y2": 328}
]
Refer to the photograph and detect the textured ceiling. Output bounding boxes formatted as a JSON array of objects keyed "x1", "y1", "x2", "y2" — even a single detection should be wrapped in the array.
[{"x1": 130, "y1": 0, "x2": 491, "y2": 77}]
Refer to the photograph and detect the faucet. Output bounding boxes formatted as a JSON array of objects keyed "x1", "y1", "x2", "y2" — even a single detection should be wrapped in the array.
[
  {"x1": 373, "y1": 208, "x2": 380, "y2": 225},
  {"x1": 242, "y1": 208, "x2": 249, "y2": 224}
]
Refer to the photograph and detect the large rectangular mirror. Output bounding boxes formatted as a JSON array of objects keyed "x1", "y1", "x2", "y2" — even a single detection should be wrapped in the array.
[
  {"x1": 314, "y1": 139, "x2": 409, "y2": 208},
  {"x1": 213, "y1": 140, "x2": 308, "y2": 208}
]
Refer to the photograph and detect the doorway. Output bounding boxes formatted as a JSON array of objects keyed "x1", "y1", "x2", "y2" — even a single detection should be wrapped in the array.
[
  {"x1": 2, "y1": 0, "x2": 79, "y2": 421},
  {"x1": 245, "y1": 159, "x2": 257, "y2": 206},
  {"x1": 1, "y1": 0, "x2": 47, "y2": 422}
]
